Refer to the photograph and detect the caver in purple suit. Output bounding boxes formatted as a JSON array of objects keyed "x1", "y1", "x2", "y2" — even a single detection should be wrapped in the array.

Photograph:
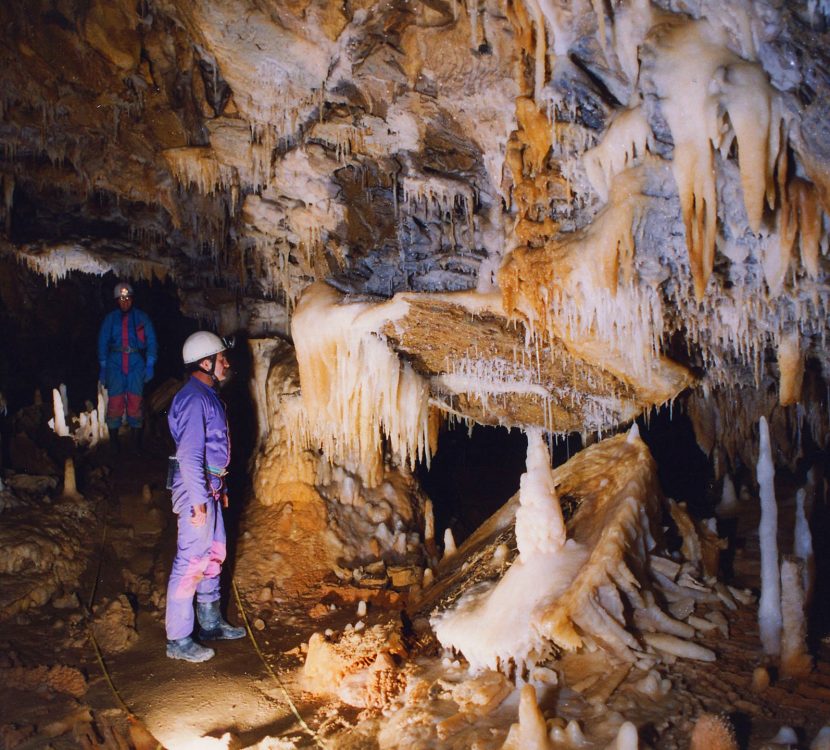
[{"x1": 165, "y1": 375, "x2": 231, "y2": 641}]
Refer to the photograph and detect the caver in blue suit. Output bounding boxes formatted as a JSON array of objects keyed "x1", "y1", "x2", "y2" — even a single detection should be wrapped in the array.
[{"x1": 97, "y1": 283, "x2": 157, "y2": 431}]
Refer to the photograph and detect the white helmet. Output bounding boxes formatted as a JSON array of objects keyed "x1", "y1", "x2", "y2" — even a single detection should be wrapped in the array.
[
  {"x1": 114, "y1": 281, "x2": 133, "y2": 299},
  {"x1": 182, "y1": 331, "x2": 226, "y2": 365}
]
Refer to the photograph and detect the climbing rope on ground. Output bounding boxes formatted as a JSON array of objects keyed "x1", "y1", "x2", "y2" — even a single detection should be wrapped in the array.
[
  {"x1": 83, "y1": 472, "x2": 325, "y2": 748},
  {"x1": 82, "y1": 487, "x2": 165, "y2": 748},
  {"x1": 232, "y1": 579, "x2": 329, "y2": 750}
]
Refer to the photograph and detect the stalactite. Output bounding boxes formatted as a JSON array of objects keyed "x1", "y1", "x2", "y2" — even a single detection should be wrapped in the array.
[{"x1": 289, "y1": 283, "x2": 431, "y2": 487}]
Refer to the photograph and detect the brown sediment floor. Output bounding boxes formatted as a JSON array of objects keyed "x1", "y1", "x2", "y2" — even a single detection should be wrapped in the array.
[{"x1": 3, "y1": 443, "x2": 830, "y2": 749}]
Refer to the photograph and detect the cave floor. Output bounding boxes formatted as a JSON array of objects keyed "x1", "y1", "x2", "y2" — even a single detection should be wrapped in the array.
[{"x1": 3, "y1": 445, "x2": 830, "y2": 749}]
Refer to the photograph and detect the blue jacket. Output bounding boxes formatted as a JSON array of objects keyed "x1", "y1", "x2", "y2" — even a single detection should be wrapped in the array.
[
  {"x1": 168, "y1": 376, "x2": 231, "y2": 513},
  {"x1": 98, "y1": 308, "x2": 157, "y2": 375}
]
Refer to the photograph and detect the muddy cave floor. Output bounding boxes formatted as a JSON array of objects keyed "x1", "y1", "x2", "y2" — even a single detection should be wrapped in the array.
[{"x1": 3, "y1": 443, "x2": 830, "y2": 749}]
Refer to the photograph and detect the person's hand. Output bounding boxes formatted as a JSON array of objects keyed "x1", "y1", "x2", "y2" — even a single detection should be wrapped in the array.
[
  {"x1": 144, "y1": 365, "x2": 154, "y2": 383},
  {"x1": 190, "y1": 503, "x2": 207, "y2": 527},
  {"x1": 99, "y1": 365, "x2": 106, "y2": 383},
  {"x1": 221, "y1": 492, "x2": 228, "y2": 509}
]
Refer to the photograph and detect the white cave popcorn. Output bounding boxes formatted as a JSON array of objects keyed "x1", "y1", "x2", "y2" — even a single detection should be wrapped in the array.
[{"x1": 432, "y1": 428, "x2": 588, "y2": 673}]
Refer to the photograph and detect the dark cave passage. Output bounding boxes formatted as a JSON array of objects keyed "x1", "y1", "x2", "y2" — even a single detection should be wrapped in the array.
[
  {"x1": 0, "y1": 263, "x2": 267, "y2": 493},
  {"x1": 417, "y1": 423, "x2": 527, "y2": 546},
  {"x1": 418, "y1": 422, "x2": 585, "y2": 545},
  {"x1": 0, "y1": 261, "x2": 199, "y2": 414}
]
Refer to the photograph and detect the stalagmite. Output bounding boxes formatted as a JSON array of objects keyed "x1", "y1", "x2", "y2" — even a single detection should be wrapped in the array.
[
  {"x1": 779, "y1": 557, "x2": 811, "y2": 678},
  {"x1": 51, "y1": 387, "x2": 69, "y2": 437},
  {"x1": 752, "y1": 666, "x2": 770, "y2": 692},
  {"x1": 716, "y1": 475, "x2": 739, "y2": 518},
  {"x1": 442, "y1": 528, "x2": 457, "y2": 560},
  {"x1": 500, "y1": 684, "x2": 549, "y2": 750},
  {"x1": 59, "y1": 384, "x2": 69, "y2": 419},
  {"x1": 424, "y1": 499, "x2": 435, "y2": 548},
  {"x1": 607, "y1": 722, "x2": 638, "y2": 750},
  {"x1": 812, "y1": 727, "x2": 830, "y2": 750},
  {"x1": 794, "y1": 488, "x2": 815, "y2": 603},
  {"x1": 433, "y1": 428, "x2": 587, "y2": 673},
  {"x1": 766, "y1": 727, "x2": 799, "y2": 747},
  {"x1": 757, "y1": 417, "x2": 781, "y2": 657},
  {"x1": 549, "y1": 720, "x2": 588, "y2": 746},
  {"x1": 62, "y1": 458, "x2": 81, "y2": 499}
]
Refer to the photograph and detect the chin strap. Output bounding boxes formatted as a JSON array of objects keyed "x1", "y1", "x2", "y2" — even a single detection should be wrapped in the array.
[{"x1": 198, "y1": 354, "x2": 220, "y2": 385}]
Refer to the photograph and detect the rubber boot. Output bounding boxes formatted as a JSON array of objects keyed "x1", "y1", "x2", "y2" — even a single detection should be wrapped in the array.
[
  {"x1": 196, "y1": 600, "x2": 246, "y2": 640},
  {"x1": 166, "y1": 636, "x2": 214, "y2": 662}
]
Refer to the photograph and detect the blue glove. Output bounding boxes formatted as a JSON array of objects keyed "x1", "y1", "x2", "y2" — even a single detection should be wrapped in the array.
[
  {"x1": 99, "y1": 364, "x2": 106, "y2": 383},
  {"x1": 144, "y1": 365, "x2": 154, "y2": 383}
]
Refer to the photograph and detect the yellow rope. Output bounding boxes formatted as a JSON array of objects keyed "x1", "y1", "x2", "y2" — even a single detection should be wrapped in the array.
[
  {"x1": 84, "y1": 480, "x2": 322, "y2": 748},
  {"x1": 83, "y1": 496, "x2": 165, "y2": 749},
  {"x1": 231, "y1": 579, "x2": 328, "y2": 750},
  {"x1": 87, "y1": 502, "x2": 108, "y2": 611}
]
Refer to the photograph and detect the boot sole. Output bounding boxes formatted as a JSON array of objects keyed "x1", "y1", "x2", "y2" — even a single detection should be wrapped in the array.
[
  {"x1": 198, "y1": 629, "x2": 246, "y2": 641},
  {"x1": 166, "y1": 648, "x2": 215, "y2": 662}
]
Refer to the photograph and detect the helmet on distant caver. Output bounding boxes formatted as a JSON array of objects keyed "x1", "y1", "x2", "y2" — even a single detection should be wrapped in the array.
[
  {"x1": 182, "y1": 331, "x2": 226, "y2": 365},
  {"x1": 114, "y1": 281, "x2": 134, "y2": 299}
]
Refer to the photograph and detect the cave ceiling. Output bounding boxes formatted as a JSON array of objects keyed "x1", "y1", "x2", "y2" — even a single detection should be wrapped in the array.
[{"x1": 2, "y1": 0, "x2": 830, "y2": 435}]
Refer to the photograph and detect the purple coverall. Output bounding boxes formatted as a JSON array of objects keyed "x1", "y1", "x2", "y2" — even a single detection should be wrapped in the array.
[{"x1": 165, "y1": 376, "x2": 231, "y2": 641}]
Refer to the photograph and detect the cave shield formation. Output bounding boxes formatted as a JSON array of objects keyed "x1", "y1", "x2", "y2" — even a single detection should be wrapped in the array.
[{"x1": 1, "y1": 0, "x2": 830, "y2": 748}]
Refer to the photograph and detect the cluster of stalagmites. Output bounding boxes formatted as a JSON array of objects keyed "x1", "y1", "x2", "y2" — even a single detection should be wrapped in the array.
[{"x1": 297, "y1": 426, "x2": 756, "y2": 748}]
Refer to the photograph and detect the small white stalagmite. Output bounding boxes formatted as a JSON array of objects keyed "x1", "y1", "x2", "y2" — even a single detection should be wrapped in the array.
[
  {"x1": 95, "y1": 384, "x2": 109, "y2": 442},
  {"x1": 442, "y1": 528, "x2": 457, "y2": 560},
  {"x1": 52, "y1": 387, "x2": 69, "y2": 437},
  {"x1": 757, "y1": 416, "x2": 782, "y2": 657},
  {"x1": 716, "y1": 474, "x2": 739, "y2": 518},
  {"x1": 607, "y1": 722, "x2": 638, "y2": 750},
  {"x1": 500, "y1": 684, "x2": 550, "y2": 750},
  {"x1": 59, "y1": 383, "x2": 69, "y2": 420},
  {"x1": 811, "y1": 727, "x2": 830, "y2": 750},
  {"x1": 794, "y1": 487, "x2": 815, "y2": 604}
]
